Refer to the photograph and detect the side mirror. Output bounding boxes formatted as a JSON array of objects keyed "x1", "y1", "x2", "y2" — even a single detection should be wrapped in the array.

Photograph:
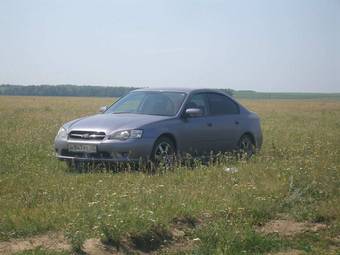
[
  {"x1": 99, "y1": 106, "x2": 108, "y2": 113},
  {"x1": 184, "y1": 108, "x2": 203, "y2": 118}
]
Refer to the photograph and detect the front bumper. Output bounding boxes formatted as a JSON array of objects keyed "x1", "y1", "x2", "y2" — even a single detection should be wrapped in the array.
[{"x1": 54, "y1": 138, "x2": 155, "y2": 162}]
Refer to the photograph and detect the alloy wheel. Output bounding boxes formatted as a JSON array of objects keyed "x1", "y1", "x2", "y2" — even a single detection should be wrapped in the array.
[
  {"x1": 152, "y1": 139, "x2": 175, "y2": 170},
  {"x1": 239, "y1": 135, "x2": 255, "y2": 158}
]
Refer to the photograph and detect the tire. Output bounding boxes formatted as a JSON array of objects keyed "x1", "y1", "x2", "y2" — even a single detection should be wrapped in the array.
[
  {"x1": 150, "y1": 136, "x2": 176, "y2": 170},
  {"x1": 238, "y1": 134, "x2": 256, "y2": 159}
]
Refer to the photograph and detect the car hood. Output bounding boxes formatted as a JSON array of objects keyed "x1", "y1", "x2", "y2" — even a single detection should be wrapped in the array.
[{"x1": 65, "y1": 113, "x2": 171, "y2": 134}]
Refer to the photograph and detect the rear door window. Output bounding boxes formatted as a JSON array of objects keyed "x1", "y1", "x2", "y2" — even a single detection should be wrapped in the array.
[{"x1": 207, "y1": 93, "x2": 239, "y2": 115}]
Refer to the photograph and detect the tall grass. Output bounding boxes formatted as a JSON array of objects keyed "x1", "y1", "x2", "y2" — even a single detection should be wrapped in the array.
[{"x1": 0, "y1": 96, "x2": 339, "y2": 254}]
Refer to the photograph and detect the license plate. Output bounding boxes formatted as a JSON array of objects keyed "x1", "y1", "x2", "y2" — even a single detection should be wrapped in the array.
[{"x1": 68, "y1": 143, "x2": 97, "y2": 153}]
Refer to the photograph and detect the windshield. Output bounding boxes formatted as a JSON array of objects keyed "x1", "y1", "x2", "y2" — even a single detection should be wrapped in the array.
[{"x1": 105, "y1": 91, "x2": 187, "y2": 116}]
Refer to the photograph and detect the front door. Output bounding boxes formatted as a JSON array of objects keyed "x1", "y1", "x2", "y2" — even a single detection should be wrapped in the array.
[{"x1": 177, "y1": 93, "x2": 212, "y2": 156}]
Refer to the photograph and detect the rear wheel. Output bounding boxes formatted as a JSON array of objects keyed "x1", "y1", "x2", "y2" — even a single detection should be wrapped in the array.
[
  {"x1": 238, "y1": 134, "x2": 256, "y2": 158},
  {"x1": 150, "y1": 137, "x2": 176, "y2": 170}
]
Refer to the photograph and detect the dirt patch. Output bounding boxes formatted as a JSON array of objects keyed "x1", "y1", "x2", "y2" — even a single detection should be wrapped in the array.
[
  {"x1": 101, "y1": 217, "x2": 202, "y2": 254},
  {"x1": 0, "y1": 232, "x2": 71, "y2": 255},
  {"x1": 257, "y1": 219, "x2": 327, "y2": 236},
  {"x1": 268, "y1": 249, "x2": 304, "y2": 255},
  {"x1": 331, "y1": 235, "x2": 340, "y2": 245},
  {"x1": 83, "y1": 238, "x2": 121, "y2": 255},
  {"x1": 130, "y1": 226, "x2": 173, "y2": 253},
  {"x1": 328, "y1": 235, "x2": 340, "y2": 251},
  {"x1": 159, "y1": 238, "x2": 198, "y2": 254},
  {"x1": 0, "y1": 216, "x2": 204, "y2": 255}
]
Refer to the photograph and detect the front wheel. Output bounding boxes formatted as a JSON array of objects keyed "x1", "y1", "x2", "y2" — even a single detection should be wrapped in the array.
[
  {"x1": 238, "y1": 135, "x2": 256, "y2": 159},
  {"x1": 150, "y1": 137, "x2": 176, "y2": 170}
]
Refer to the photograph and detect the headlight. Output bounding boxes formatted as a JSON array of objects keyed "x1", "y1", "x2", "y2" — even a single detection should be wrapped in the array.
[
  {"x1": 108, "y1": 129, "x2": 143, "y2": 140},
  {"x1": 56, "y1": 127, "x2": 67, "y2": 139}
]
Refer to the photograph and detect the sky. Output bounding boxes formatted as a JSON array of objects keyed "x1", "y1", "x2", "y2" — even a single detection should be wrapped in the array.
[{"x1": 0, "y1": 0, "x2": 339, "y2": 92}]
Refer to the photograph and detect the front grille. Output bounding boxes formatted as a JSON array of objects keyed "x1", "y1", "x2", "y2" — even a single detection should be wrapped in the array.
[{"x1": 69, "y1": 130, "x2": 106, "y2": 140}]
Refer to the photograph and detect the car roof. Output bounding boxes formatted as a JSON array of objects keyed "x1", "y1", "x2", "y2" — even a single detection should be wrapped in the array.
[{"x1": 132, "y1": 87, "x2": 228, "y2": 95}]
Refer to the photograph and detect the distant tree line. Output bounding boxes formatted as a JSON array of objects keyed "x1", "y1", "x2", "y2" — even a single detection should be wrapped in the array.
[
  {"x1": 220, "y1": 88, "x2": 234, "y2": 96},
  {"x1": 1, "y1": 85, "x2": 338, "y2": 99},
  {"x1": 0, "y1": 85, "x2": 137, "y2": 97},
  {"x1": 0, "y1": 85, "x2": 234, "y2": 97}
]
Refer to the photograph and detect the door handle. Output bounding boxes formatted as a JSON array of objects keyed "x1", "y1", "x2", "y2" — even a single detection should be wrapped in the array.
[{"x1": 207, "y1": 123, "x2": 213, "y2": 127}]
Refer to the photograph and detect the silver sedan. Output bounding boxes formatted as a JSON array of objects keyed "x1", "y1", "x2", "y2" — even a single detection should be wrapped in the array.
[{"x1": 55, "y1": 88, "x2": 262, "y2": 167}]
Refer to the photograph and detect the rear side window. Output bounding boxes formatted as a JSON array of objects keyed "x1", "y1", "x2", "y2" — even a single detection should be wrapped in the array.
[{"x1": 207, "y1": 93, "x2": 239, "y2": 115}]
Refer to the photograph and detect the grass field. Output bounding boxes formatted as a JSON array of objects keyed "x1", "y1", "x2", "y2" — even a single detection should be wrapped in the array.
[{"x1": 0, "y1": 96, "x2": 339, "y2": 255}]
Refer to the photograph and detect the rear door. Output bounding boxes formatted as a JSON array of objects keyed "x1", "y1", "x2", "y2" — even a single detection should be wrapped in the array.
[{"x1": 205, "y1": 93, "x2": 242, "y2": 152}]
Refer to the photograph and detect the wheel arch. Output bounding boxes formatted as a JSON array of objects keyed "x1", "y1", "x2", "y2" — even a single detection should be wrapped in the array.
[
  {"x1": 155, "y1": 133, "x2": 178, "y2": 152},
  {"x1": 241, "y1": 132, "x2": 256, "y2": 147}
]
